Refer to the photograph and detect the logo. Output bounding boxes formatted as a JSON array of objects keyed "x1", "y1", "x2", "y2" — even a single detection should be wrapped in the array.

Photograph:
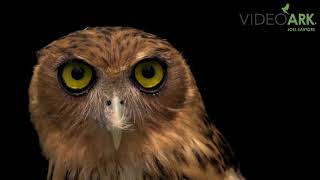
[
  {"x1": 281, "y1": 3, "x2": 290, "y2": 15},
  {"x1": 239, "y1": 2, "x2": 318, "y2": 32}
]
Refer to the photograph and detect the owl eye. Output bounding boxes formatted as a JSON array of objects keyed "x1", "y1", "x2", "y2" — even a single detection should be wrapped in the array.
[
  {"x1": 131, "y1": 58, "x2": 167, "y2": 93},
  {"x1": 57, "y1": 59, "x2": 96, "y2": 96}
]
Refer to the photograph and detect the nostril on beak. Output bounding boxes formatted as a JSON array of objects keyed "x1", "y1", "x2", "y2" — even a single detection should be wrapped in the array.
[
  {"x1": 120, "y1": 100, "x2": 124, "y2": 105},
  {"x1": 106, "y1": 100, "x2": 112, "y2": 106}
]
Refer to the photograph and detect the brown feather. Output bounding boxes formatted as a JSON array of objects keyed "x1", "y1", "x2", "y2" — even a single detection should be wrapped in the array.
[{"x1": 29, "y1": 27, "x2": 244, "y2": 180}]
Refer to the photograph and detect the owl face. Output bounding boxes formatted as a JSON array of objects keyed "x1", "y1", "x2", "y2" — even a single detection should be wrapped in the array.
[{"x1": 31, "y1": 27, "x2": 196, "y2": 151}]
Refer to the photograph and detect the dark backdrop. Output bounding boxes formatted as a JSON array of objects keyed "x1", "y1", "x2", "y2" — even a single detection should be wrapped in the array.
[{"x1": 1, "y1": 1, "x2": 318, "y2": 180}]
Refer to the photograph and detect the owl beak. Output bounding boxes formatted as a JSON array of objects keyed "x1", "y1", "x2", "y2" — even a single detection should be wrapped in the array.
[
  {"x1": 110, "y1": 128, "x2": 122, "y2": 151},
  {"x1": 110, "y1": 96, "x2": 124, "y2": 151}
]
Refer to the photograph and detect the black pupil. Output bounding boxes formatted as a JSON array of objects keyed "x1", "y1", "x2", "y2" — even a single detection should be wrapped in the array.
[
  {"x1": 71, "y1": 66, "x2": 85, "y2": 80},
  {"x1": 141, "y1": 65, "x2": 155, "y2": 79}
]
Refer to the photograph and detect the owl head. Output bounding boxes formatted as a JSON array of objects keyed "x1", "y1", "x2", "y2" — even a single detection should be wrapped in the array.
[{"x1": 29, "y1": 27, "x2": 206, "y2": 166}]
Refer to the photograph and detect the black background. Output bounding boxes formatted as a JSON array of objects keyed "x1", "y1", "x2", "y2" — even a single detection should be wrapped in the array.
[{"x1": 1, "y1": 1, "x2": 318, "y2": 179}]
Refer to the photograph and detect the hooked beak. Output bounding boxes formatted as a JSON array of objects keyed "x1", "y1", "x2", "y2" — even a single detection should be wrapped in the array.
[
  {"x1": 109, "y1": 96, "x2": 124, "y2": 151},
  {"x1": 110, "y1": 128, "x2": 122, "y2": 151}
]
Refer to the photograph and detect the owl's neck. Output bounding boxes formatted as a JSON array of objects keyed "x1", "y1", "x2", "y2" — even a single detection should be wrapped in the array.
[{"x1": 46, "y1": 99, "x2": 229, "y2": 180}]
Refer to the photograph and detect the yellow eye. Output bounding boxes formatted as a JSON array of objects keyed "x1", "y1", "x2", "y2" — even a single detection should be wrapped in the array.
[
  {"x1": 58, "y1": 59, "x2": 96, "y2": 95},
  {"x1": 132, "y1": 59, "x2": 167, "y2": 93}
]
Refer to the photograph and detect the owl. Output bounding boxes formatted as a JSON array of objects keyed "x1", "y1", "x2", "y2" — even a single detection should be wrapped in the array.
[{"x1": 29, "y1": 27, "x2": 244, "y2": 180}]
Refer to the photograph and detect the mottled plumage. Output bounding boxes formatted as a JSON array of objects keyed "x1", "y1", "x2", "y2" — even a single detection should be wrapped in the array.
[{"x1": 29, "y1": 27, "x2": 244, "y2": 180}]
